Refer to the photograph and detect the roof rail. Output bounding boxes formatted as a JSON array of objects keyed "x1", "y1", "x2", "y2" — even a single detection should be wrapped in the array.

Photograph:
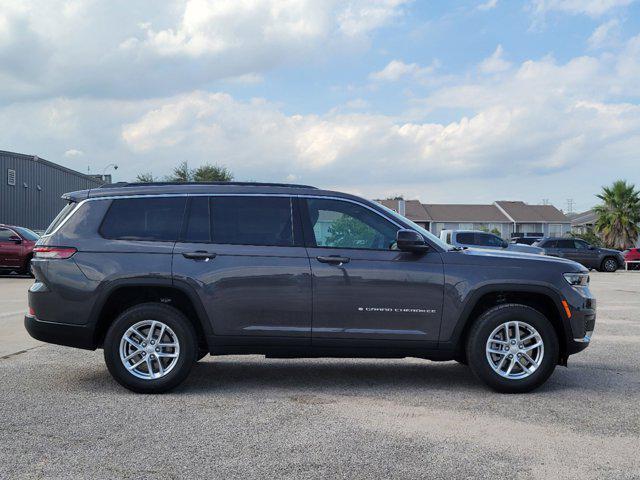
[{"x1": 97, "y1": 181, "x2": 317, "y2": 189}]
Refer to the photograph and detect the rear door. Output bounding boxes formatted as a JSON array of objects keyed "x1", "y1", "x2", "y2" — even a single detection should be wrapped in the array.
[
  {"x1": 0, "y1": 228, "x2": 22, "y2": 268},
  {"x1": 172, "y1": 195, "x2": 312, "y2": 346},
  {"x1": 556, "y1": 239, "x2": 579, "y2": 262},
  {"x1": 301, "y1": 197, "x2": 444, "y2": 346}
]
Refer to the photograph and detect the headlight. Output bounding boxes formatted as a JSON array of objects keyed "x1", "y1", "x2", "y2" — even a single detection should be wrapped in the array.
[{"x1": 563, "y1": 272, "x2": 589, "y2": 287}]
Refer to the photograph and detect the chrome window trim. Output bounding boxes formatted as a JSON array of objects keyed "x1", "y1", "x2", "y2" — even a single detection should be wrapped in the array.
[{"x1": 40, "y1": 193, "x2": 405, "y2": 238}]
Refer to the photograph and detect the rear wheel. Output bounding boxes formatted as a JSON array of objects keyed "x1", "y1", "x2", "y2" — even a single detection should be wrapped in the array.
[
  {"x1": 466, "y1": 304, "x2": 559, "y2": 393},
  {"x1": 601, "y1": 257, "x2": 618, "y2": 272},
  {"x1": 104, "y1": 303, "x2": 197, "y2": 393}
]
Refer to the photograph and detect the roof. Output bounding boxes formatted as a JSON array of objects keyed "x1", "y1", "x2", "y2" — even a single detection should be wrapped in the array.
[
  {"x1": 0, "y1": 149, "x2": 103, "y2": 185},
  {"x1": 423, "y1": 204, "x2": 509, "y2": 222},
  {"x1": 570, "y1": 209, "x2": 597, "y2": 226},
  {"x1": 495, "y1": 201, "x2": 569, "y2": 223},
  {"x1": 377, "y1": 199, "x2": 432, "y2": 222}
]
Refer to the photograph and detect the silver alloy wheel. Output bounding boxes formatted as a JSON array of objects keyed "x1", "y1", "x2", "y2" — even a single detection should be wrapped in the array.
[
  {"x1": 119, "y1": 320, "x2": 180, "y2": 380},
  {"x1": 604, "y1": 258, "x2": 617, "y2": 272},
  {"x1": 485, "y1": 321, "x2": 544, "y2": 380}
]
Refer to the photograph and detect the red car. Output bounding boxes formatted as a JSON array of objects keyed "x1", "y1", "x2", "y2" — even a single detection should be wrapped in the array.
[
  {"x1": 623, "y1": 247, "x2": 640, "y2": 270},
  {"x1": 0, "y1": 224, "x2": 40, "y2": 275}
]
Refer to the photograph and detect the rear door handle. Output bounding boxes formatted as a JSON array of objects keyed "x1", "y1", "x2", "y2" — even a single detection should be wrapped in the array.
[
  {"x1": 182, "y1": 251, "x2": 217, "y2": 261},
  {"x1": 316, "y1": 255, "x2": 350, "y2": 265}
]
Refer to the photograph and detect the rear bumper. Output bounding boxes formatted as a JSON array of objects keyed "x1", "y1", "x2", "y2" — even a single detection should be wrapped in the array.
[{"x1": 24, "y1": 315, "x2": 96, "y2": 350}]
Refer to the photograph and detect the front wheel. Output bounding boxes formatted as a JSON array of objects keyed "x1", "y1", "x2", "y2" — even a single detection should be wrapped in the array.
[
  {"x1": 104, "y1": 303, "x2": 197, "y2": 393},
  {"x1": 601, "y1": 257, "x2": 618, "y2": 272},
  {"x1": 466, "y1": 304, "x2": 559, "y2": 393}
]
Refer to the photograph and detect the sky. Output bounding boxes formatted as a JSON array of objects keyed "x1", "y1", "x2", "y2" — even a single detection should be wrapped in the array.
[{"x1": 1, "y1": 0, "x2": 640, "y2": 213}]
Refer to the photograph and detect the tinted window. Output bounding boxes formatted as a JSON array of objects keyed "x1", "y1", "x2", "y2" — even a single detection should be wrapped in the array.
[
  {"x1": 574, "y1": 240, "x2": 590, "y2": 250},
  {"x1": 100, "y1": 197, "x2": 186, "y2": 241},
  {"x1": 0, "y1": 228, "x2": 13, "y2": 241},
  {"x1": 557, "y1": 239, "x2": 575, "y2": 249},
  {"x1": 476, "y1": 233, "x2": 504, "y2": 247},
  {"x1": 305, "y1": 199, "x2": 398, "y2": 250},
  {"x1": 184, "y1": 197, "x2": 211, "y2": 243},
  {"x1": 456, "y1": 232, "x2": 475, "y2": 245},
  {"x1": 211, "y1": 196, "x2": 294, "y2": 246}
]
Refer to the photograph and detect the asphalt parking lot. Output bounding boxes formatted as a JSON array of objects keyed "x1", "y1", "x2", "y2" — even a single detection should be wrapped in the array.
[{"x1": 1, "y1": 272, "x2": 639, "y2": 479}]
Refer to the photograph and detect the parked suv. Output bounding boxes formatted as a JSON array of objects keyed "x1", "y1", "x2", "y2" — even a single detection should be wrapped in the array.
[
  {"x1": 534, "y1": 237, "x2": 624, "y2": 272},
  {"x1": 25, "y1": 183, "x2": 595, "y2": 394},
  {"x1": 0, "y1": 224, "x2": 39, "y2": 275},
  {"x1": 441, "y1": 230, "x2": 544, "y2": 255}
]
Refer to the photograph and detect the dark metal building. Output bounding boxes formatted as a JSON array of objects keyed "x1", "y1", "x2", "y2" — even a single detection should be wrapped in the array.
[{"x1": 0, "y1": 150, "x2": 103, "y2": 231}]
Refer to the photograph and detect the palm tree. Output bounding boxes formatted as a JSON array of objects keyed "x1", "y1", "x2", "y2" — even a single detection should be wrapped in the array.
[{"x1": 593, "y1": 180, "x2": 640, "y2": 250}]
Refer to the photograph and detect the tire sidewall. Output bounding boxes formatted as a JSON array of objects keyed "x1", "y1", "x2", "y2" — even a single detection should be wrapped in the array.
[
  {"x1": 467, "y1": 304, "x2": 559, "y2": 393},
  {"x1": 104, "y1": 303, "x2": 197, "y2": 393}
]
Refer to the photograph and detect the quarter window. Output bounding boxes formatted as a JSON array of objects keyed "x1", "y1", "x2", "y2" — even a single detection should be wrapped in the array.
[
  {"x1": 100, "y1": 197, "x2": 186, "y2": 241},
  {"x1": 304, "y1": 199, "x2": 398, "y2": 250},
  {"x1": 0, "y1": 228, "x2": 13, "y2": 241}
]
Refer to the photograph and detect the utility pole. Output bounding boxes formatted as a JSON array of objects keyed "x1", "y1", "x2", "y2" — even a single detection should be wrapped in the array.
[
  {"x1": 542, "y1": 199, "x2": 549, "y2": 205},
  {"x1": 566, "y1": 199, "x2": 574, "y2": 214}
]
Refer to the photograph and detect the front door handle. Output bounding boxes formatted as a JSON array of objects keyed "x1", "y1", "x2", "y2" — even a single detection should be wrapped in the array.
[
  {"x1": 182, "y1": 251, "x2": 217, "y2": 261},
  {"x1": 316, "y1": 255, "x2": 350, "y2": 265}
]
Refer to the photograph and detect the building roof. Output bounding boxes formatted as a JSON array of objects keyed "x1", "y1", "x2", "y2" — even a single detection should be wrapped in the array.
[
  {"x1": 377, "y1": 199, "x2": 432, "y2": 222},
  {"x1": 495, "y1": 201, "x2": 570, "y2": 223},
  {"x1": 423, "y1": 204, "x2": 509, "y2": 223},
  {"x1": 0, "y1": 149, "x2": 102, "y2": 184},
  {"x1": 570, "y1": 209, "x2": 597, "y2": 226}
]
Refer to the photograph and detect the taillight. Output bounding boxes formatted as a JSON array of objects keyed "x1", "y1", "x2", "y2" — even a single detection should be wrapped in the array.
[{"x1": 33, "y1": 246, "x2": 77, "y2": 259}]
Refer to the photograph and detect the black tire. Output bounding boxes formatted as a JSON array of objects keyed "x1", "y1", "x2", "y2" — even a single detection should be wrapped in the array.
[
  {"x1": 466, "y1": 304, "x2": 559, "y2": 393},
  {"x1": 22, "y1": 257, "x2": 34, "y2": 277},
  {"x1": 601, "y1": 257, "x2": 618, "y2": 272},
  {"x1": 104, "y1": 303, "x2": 197, "y2": 393}
]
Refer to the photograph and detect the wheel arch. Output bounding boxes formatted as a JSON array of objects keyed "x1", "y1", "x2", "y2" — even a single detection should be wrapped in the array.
[
  {"x1": 450, "y1": 284, "x2": 571, "y2": 365},
  {"x1": 90, "y1": 278, "x2": 213, "y2": 351}
]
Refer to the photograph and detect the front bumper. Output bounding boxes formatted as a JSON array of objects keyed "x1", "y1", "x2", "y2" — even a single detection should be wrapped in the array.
[
  {"x1": 566, "y1": 298, "x2": 596, "y2": 355},
  {"x1": 24, "y1": 315, "x2": 96, "y2": 350}
]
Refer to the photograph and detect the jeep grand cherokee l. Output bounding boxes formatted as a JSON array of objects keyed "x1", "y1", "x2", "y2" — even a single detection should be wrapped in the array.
[{"x1": 25, "y1": 182, "x2": 596, "y2": 394}]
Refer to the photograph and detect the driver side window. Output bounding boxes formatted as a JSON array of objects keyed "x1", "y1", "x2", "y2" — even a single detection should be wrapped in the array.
[{"x1": 305, "y1": 199, "x2": 398, "y2": 250}]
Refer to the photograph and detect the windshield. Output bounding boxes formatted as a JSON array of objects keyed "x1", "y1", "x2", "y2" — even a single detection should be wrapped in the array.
[
  {"x1": 377, "y1": 203, "x2": 450, "y2": 251},
  {"x1": 13, "y1": 227, "x2": 40, "y2": 241}
]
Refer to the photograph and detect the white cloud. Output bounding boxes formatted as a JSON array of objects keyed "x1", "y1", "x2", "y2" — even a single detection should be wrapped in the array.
[
  {"x1": 477, "y1": 0, "x2": 499, "y2": 11},
  {"x1": 64, "y1": 149, "x2": 84, "y2": 158},
  {"x1": 0, "y1": 0, "x2": 408, "y2": 102},
  {"x1": 588, "y1": 19, "x2": 621, "y2": 49},
  {"x1": 369, "y1": 59, "x2": 438, "y2": 82},
  {"x1": 479, "y1": 45, "x2": 511, "y2": 74},
  {"x1": 530, "y1": 0, "x2": 636, "y2": 17}
]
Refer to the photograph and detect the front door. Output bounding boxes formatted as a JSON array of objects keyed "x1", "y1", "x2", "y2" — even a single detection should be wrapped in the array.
[
  {"x1": 301, "y1": 198, "x2": 444, "y2": 347},
  {"x1": 172, "y1": 195, "x2": 312, "y2": 346},
  {"x1": 572, "y1": 239, "x2": 600, "y2": 268}
]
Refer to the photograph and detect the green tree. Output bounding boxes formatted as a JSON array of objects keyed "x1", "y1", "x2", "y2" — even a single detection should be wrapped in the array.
[
  {"x1": 325, "y1": 215, "x2": 377, "y2": 248},
  {"x1": 165, "y1": 161, "x2": 192, "y2": 182},
  {"x1": 193, "y1": 164, "x2": 233, "y2": 182},
  {"x1": 593, "y1": 180, "x2": 640, "y2": 250},
  {"x1": 135, "y1": 172, "x2": 155, "y2": 183},
  {"x1": 570, "y1": 231, "x2": 602, "y2": 247},
  {"x1": 136, "y1": 161, "x2": 233, "y2": 183}
]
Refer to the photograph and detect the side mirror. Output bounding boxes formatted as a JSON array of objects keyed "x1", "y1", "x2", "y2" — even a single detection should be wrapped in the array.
[
  {"x1": 8, "y1": 235, "x2": 21, "y2": 244},
  {"x1": 396, "y1": 229, "x2": 429, "y2": 252},
  {"x1": 588, "y1": 245, "x2": 595, "y2": 250}
]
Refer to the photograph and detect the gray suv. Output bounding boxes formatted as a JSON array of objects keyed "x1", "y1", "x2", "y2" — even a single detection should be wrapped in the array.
[
  {"x1": 25, "y1": 182, "x2": 596, "y2": 394},
  {"x1": 535, "y1": 237, "x2": 624, "y2": 272}
]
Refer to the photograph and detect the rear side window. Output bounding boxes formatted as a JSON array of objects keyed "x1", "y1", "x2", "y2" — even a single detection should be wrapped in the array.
[
  {"x1": 183, "y1": 196, "x2": 295, "y2": 247},
  {"x1": 557, "y1": 239, "x2": 575, "y2": 249},
  {"x1": 476, "y1": 233, "x2": 503, "y2": 247},
  {"x1": 0, "y1": 228, "x2": 14, "y2": 241},
  {"x1": 100, "y1": 197, "x2": 186, "y2": 241},
  {"x1": 45, "y1": 202, "x2": 77, "y2": 235},
  {"x1": 456, "y1": 232, "x2": 475, "y2": 245}
]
